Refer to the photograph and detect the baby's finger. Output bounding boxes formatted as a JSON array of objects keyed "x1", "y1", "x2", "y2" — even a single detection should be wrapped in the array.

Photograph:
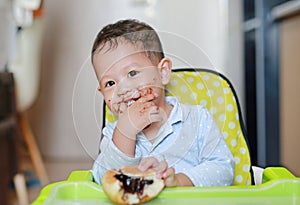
[
  {"x1": 111, "y1": 103, "x2": 119, "y2": 113},
  {"x1": 154, "y1": 160, "x2": 168, "y2": 178},
  {"x1": 162, "y1": 167, "x2": 178, "y2": 187},
  {"x1": 149, "y1": 113, "x2": 163, "y2": 123},
  {"x1": 162, "y1": 167, "x2": 175, "y2": 179},
  {"x1": 138, "y1": 92, "x2": 157, "y2": 103},
  {"x1": 138, "y1": 102, "x2": 156, "y2": 113},
  {"x1": 139, "y1": 87, "x2": 153, "y2": 97},
  {"x1": 119, "y1": 102, "x2": 127, "y2": 113},
  {"x1": 138, "y1": 157, "x2": 159, "y2": 172}
]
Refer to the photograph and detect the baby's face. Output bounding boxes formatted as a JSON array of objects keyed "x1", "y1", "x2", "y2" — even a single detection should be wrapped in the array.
[{"x1": 93, "y1": 41, "x2": 169, "y2": 115}]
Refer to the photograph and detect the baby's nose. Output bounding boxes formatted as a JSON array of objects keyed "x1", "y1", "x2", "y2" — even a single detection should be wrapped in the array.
[
  {"x1": 117, "y1": 87, "x2": 131, "y2": 96},
  {"x1": 116, "y1": 78, "x2": 135, "y2": 96}
]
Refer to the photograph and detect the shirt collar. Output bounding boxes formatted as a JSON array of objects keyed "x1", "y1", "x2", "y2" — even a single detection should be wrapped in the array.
[{"x1": 164, "y1": 96, "x2": 183, "y2": 125}]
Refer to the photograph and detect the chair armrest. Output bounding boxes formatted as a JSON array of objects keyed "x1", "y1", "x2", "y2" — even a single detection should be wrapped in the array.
[
  {"x1": 262, "y1": 167, "x2": 296, "y2": 183},
  {"x1": 67, "y1": 170, "x2": 94, "y2": 182}
]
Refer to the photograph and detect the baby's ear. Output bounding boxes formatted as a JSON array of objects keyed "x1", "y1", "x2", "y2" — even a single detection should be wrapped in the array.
[
  {"x1": 97, "y1": 85, "x2": 102, "y2": 92},
  {"x1": 158, "y1": 58, "x2": 172, "y2": 85}
]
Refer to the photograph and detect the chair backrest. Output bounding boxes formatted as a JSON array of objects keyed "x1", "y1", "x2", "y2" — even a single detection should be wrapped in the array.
[{"x1": 103, "y1": 68, "x2": 252, "y2": 186}]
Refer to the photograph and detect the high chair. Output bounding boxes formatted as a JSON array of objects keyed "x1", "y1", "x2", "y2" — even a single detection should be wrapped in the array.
[
  {"x1": 32, "y1": 69, "x2": 300, "y2": 205},
  {"x1": 105, "y1": 68, "x2": 253, "y2": 186}
]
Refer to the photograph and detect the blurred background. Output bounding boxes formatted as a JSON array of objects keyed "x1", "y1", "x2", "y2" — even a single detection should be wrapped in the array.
[{"x1": 1, "y1": 0, "x2": 300, "y2": 204}]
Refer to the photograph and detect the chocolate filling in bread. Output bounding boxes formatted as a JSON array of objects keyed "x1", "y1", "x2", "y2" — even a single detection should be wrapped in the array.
[{"x1": 115, "y1": 173, "x2": 154, "y2": 195}]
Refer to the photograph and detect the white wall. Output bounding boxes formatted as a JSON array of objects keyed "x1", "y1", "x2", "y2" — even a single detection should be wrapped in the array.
[
  {"x1": 0, "y1": 0, "x2": 10, "y2": 70},
  {"x1": 28, "y1": 0, "x2": 244, "y2": 161}
]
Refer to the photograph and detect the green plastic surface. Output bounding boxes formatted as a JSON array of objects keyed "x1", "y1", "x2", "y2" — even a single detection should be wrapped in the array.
[{"x1": 32, "y1": 167, "x2": 300, "y2": 205}]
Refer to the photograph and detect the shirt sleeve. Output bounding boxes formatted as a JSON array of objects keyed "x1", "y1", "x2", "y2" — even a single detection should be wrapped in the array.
[
  {"x1": 92, "y1": 122, "x2": 142, "y2": 184},
  {"x1": 182, "y1": 107, "x2": 235, "y2": 186}
]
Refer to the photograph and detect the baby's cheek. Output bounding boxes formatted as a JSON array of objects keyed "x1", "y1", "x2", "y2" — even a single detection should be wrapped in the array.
[
  {"x1": 105, "y1": 98, "x2": 111, "y2": 105},
  {"x1": 105, "y1": 99, "x2": 114, "y2": 111}
]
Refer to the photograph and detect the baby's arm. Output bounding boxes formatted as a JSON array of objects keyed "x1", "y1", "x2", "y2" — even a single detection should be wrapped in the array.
[
  {"x1": 92, "y1": 123, "x2": 141, "y2": 184},
  {"x1": 183, "y1": 139, "x2": 234, "y2": 186},
  {"x1": 92, "y1": 90, "x2": 163, "y2": 184},
  {"x1": 113, "y1": 91, "x2": 162, "y2": 157},
  {"x1": 181, "y1": 109, "x2": 234, "y2": 186}
]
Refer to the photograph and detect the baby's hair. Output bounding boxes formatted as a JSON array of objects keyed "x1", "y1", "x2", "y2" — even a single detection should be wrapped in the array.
[{"x1": 91, "y1": 19, "x2": 164, "y2": 65}]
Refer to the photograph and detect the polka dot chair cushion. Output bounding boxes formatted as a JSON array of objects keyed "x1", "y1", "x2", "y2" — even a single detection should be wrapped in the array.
[{"x1": 104, "y1": 68, "x2": 252, "y2": 186}]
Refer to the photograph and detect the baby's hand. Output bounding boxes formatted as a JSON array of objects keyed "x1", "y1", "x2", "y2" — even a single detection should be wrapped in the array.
[
  {"x1": 116, "y1": 89, "x2": 163, "y2": 139},
  {"x1": 160, "y1": 167, "x2": 179, "y2": 187},
  {"x1": 138, "y1": 157, "x2": 167, "y2": 176},
  {"x1": 138, "y1": 157, "x2": 179, "y2": 187}
]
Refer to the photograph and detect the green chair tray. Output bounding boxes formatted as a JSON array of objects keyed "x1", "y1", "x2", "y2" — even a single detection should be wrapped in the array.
[{"x1": 32, "y1": 167, "x2": 300, "y2": 205}]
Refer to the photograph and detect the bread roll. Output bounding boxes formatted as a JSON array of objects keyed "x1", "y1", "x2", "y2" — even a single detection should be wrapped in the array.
[{"x1": 102, "y1": 166, "x2": 165, "y2": 205}]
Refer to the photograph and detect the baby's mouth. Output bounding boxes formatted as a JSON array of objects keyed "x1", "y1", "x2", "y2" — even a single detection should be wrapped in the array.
[
  {"x1": 114, "y1": 87, "x2": 153, "y2": 110},
  {"x1": 126, "y1": 99, "x2": 136, "y2": 106},
  {"x1": 121, "y1": 89, "x2": 143, "y2": 107},
  {"x1": 123, "y1": 97, "x2": 140, "y2": 107}
]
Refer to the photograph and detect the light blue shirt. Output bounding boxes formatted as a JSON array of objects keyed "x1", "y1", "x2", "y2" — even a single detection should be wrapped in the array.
[{"x1": 92, "y1": 96, "x2": 234, "y2": 186}]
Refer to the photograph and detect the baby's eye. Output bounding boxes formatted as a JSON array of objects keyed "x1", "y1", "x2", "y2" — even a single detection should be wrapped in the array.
[
  {"x1": 105, "y1": 81, "x2": 115, "y2": 87},
  {"x1": 128, "y1": 70, "x2": 138, "y2": 77}
]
